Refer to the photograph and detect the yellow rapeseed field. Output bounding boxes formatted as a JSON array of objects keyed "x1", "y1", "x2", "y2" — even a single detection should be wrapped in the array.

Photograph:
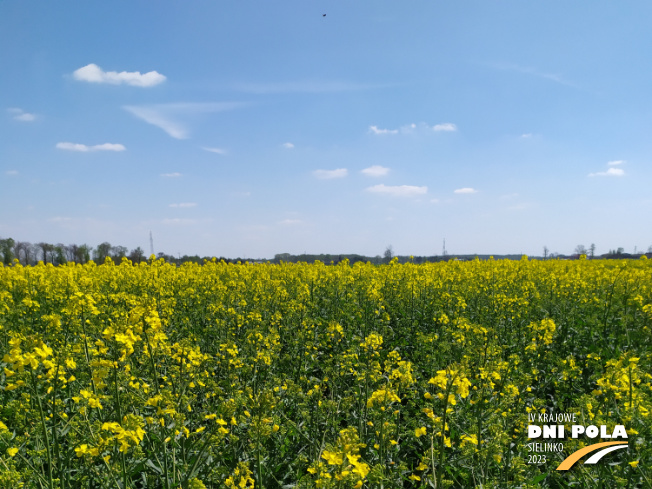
[{"x1": 0, "y1": 257, "x2": 650, "y2": 488}]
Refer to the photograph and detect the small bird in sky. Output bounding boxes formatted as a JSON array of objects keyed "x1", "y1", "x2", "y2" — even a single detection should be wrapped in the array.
[{"x1": 322, "y1": 14, "x2": 326, "y2": 17}]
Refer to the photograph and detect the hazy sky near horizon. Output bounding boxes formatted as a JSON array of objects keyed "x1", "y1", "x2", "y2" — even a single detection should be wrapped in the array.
[{"x1": 2, "y1": 1, "x2": 652, "y2": 258}]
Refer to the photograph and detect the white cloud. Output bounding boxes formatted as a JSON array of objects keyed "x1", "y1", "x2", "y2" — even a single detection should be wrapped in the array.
[
  {"x1": 202, "y1": 147, "x2": 227, "y2": 155},
  {"x1": 589, "y1": 168, "x2": 625, "y2": 177},
  {"x1": 282, "y1": 142, "x2": 295, "y2": 149},
  {"x1": 369, "y1": 125, "x2": 398, "y2": 135},
  {"x1": 454, "y1": 187, "x2": 478, "y2": 194},
  {"x1": 521, "y1": 133, "x2": 533, "y2": 138},
  {"x1": 433, "y1": 123, "x2": 457, "y2": 132},
  {"x1": 8, "y1": 108, "x2": 36, "y2": 121},
  {"x1": 124, "y1": 102, "x2": 245, "y2": 139},
  {"x1": 160, "y1": 172, "x2": 182, "y2": 178},
  {"x1": 361, "y1": 165, "x2": 390, "y2": 177},
  {"x1": 279, "y1": 219, "x2": 302, "y2": 225},
  {"x1": 370, "y1": 122, "x2": 458, "y2": 135},
  {"x1": 313, "y1": 168, "x2": 348, "y2": 179},
  {"x1": 607, "y1": 160, "x2": 625, "y2": 166},
  {"x1": 366, "y1": 184, "x2": 427, "y2": 197},
  {"x1": 430, "y1": 198, "x2": 440, "y2": 203},
  {"x1": 73, "y1": 63, "x2": 166, "y2": 87},
  {"x1": 6, "y1": 170, "x2": 19, "y2": 176},
  {"x1": 169, "y1": 203, "x2": 197, "y2": 208},
  {"x1": 56, "y1": 142, "x2": 126, "y2": 152}
]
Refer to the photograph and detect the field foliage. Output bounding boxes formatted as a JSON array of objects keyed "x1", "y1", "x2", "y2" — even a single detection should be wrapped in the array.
[{"x1": 0, "y1": 257, "x2": 650, "y2": 488}]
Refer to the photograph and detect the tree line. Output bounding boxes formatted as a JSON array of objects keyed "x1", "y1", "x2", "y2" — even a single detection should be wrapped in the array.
[{"x1": 1, "y1": 236, "x2": 650, "y2": 267}]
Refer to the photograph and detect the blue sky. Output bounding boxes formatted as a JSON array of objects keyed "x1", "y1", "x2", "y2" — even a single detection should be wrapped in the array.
[{"x1": 2, "y1": 1, "x2": 651, "y2": 258}]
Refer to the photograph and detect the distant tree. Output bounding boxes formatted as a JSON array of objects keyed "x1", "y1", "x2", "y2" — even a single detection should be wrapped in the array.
[
  {"x1": 94, "y1": 242, "x2": 112, "y2": 262},
  {"x1": 54, "y1": 244, "x2": 67, "y2": 265},
  {"x1": 543, "y1": 246, "x2": 549, "y2": 259},
  {"x1": 13, "y1": 241, "x2": 31, "y2": 265},
  {"x1": 111, "y1": 246, "x2": 128, "y2": 261},
  {"x1": 0, "y1": 238, "x2": 15, "y2": 264},
  {"x1": 76, "y1": 245, "x2": 92, "y2": 263},
  {"x1": 128, "y1": 247, "x2": 145, "y2": 264},
  {"x1": 383, "y1": 245, "x2": 393, "y2": 264},
  {"x1": 648, "y1": 245, "x2": 652, "y2": 254},
  {"x1": 574, "y1": 244, "x2": 587, "y2": 256},
  {"x1": 589, "y1": 243, "x2": 596, "y2": 259},
  {"x1": 617, "y1": 247, "x2": 624, "y2": 256},
  {"x1": 36, "y1": 242, "x2": 54, "y2": 264}
]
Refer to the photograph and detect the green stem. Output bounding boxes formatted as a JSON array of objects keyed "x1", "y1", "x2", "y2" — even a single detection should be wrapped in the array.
[{"x1": 31, "y1": 370, "x2": 54, "y2": 489}]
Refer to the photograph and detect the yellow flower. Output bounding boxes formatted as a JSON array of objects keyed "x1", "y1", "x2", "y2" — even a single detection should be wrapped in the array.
[
  {"x1": 415, "y1": 426, "x2": 427, "y2": 438},
  {"x1": 629, "y1": 460, "x2": 639, "y2": 468},
  {"x1": 322, "y1": 450, "x2": 343, "y2": 465},
  {"x1": 7, "y1": 447, "x2": 19, "y2": 457}
]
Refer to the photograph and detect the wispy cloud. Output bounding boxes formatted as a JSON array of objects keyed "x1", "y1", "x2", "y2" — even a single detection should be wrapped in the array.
[
  {"x1": 369, "y1": 125, "x2": 399, "y2": 135},
  {"x1": 169, "y1": 203, "x2": 197, "y2": 208},
  {"x1": 521, "y1": 133, "x2": 533, "y2": 139},
  {"x1": 8, "y1": 108, "x2": 36, "y2": 121},
  {"x1": 73, "y1": 63, "x2": 166, "y2": 87},
  {"x1": 607, "y1": 160, "x2": 625, "y2": 166},
  {"x1": 366, "y1": 184, "x2": 427, "y2": 197},
  {"x1": 233, "y1": 80, "x2": 380, "y2": 94},
  {"x1": 6, "y1": 170, "x2": 19, "y2": 176},
  {"x1": 56, "y1": 142, "x2": 126, "y2": 152},
  {"x1": 124, "y1": 102, "x2": 246, "y2": 139},
  {"x1": 454, "y1": 187, "x2": 478, "y2": 194},
  {"x1": 370, "y1": 122, "x2": 458, "y2": 135},
  {"x1": 313, "y1": 168, "x2": 348, "y2": 179},
  {"x1": 490, "y1": 62, "x2": 575, "y2": 87},
  {"x1": 282, "y1": 142, "x2": 295, "y2": 149},
  {"x1": 279, "y1": 218, "x2": 303, "y2": 225},
  {"x1": 361, "y1": 165, "x2": 390, "y2": 177},
  {"x1": 202, "y1": 147, "x2": 227, "y2": 155},
  {"x1": 589, "y1": 168, "x2": 625, "y2": 177},
  {"x1": 433, "y1": 123, "x2": 457, "y2": 132},
  {"x1": 160, "y1": 172, "x2": 182, "y2": 178}
]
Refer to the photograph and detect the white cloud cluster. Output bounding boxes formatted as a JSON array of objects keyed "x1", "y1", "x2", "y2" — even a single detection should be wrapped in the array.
[
  {"x1": 313, "y1": 168, "x2": 348, "y2": 179},
  {"x1": 56, "y1": 142, "x2": 126, "y2": 152},
  {"x1": 361, "y1": 165, "x2": 390, "y2": 177},
  {"x1": 589, "y1": 161, "x2": 626, "y2": 177},
  {"x1": 169, "y1": 203, "x2": 197, "y2": 208},
  {"x1": 366, "y1": 184, "x2": 427, "y2": 197},
  {"x1": 73, "y1": 64, "x2": 166, "y2": 87},
  {"x1": 8, "y1": 108, "x2": 36, "y2": 122},
  {"x1": 369, "y1": 125, "x2": 398, "y2": 135},
  {"x1": 589, "y1": 168, "x2": 625, "y2": 177},
  {"x1": 454, "y1": 187, "x2": 478, "y2": 194},
  {"x1": 6, "y1": 170, "x2": 19, "y2": 176},
  {"x1": 160, "y1": 172, "x2": 182, "y2": 178},
  {"x1": 282, "y1": 142, "x2": 295, "y2": 149},
  {"x1": 433, "y1": 123, "x2": 457, "y2": 132},
  {"x1": 369, "y1": 122, "x2": 457, "y2": 135}
]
